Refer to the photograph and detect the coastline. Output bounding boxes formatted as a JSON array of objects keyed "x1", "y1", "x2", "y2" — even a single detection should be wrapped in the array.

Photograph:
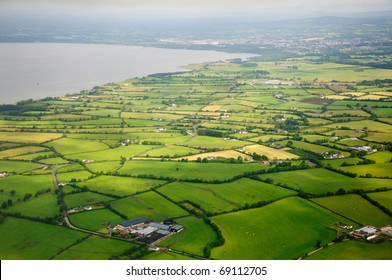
[{"x1": 0, "y1": 43, "x2": 256, "y2": 105}]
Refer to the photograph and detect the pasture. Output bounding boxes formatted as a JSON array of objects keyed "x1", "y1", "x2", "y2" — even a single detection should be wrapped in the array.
[
  {"x1": 158, "y1": 178, "x2": 297, "y2": 213},
  {"x1": 158, "y1": 216, "x2": 217, "y2": 256},
  {"x1": 6, "y1": 194, "x2": 59, "y2": 219},
  {"x1": 211, "y1": 197, "x2": 353, "y2": 259},
  {"x1": 109, "y1": 191, "x2": 188, "y2": 221},
  {"x1": 181, "y1": 136, "x2": 251, "y2": 149},
  {"x1": 180, "y1": 150, "x2": 252, "y2": 161},
  {"x1": 69, "y1": 208, "x2": 124, "y2": 233},
  {"x1": 367, "y1": 190, "x2": 392, "y2": 212},
  {"x1": 120, "y1": 160, "x2": 268, "y2": 181},
  {"x1": 80, "y1": 175, "x2": 166, "y2": 196},
  {"x1": 0, "y1": 217, "x2": 87, "y2": 259},
  {"x1": 0, "y1": 146, "x2": 47, "y2": 159},
  {"x1": 54, "y1": 235, "x2": 138, "y2": 260},
  {"x1": 0, "y1": 160, "x2": 42, "y2": 173},
  {"x1": 307, "y1": 240, "x2": 392, "y2": 260},
  {"x1": 312, "y1": 194, "x2": 392, "y2": 227},
  {"x1": 56, "y1": 170, "x2": 93, "y2": 182},
  {"x1": 64, "y1": 192, "x2": 113, "y2": 209},
  {"x1": 0, "y1": 174, "x2": 53, "y2": 201},
  {"x1": 45, "y1": 138, "x2": 109, "y2": 155},
  {"x1": 258, "y1": 168, "x2": 392, "y2": 194}
]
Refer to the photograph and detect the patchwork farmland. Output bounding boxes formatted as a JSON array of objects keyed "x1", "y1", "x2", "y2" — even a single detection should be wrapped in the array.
[{"x1": 0, "y1": 55, "x2": 391, "y2": 261}]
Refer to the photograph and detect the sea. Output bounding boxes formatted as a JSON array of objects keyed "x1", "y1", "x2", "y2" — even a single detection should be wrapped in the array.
[{"x1": 0, "y1": 43, "x2": 254, "y2": 104}]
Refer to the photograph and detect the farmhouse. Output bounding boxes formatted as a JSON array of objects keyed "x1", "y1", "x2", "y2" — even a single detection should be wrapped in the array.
[
  {"x1": 116, "y1": 217, "x2": 148, "y2": 231},
  {"x1": 114, "y1": 218, "x2": 184, "y2": 244},
  {"x1": 350, "y1": 226, "x2": 379, "y2": 240},
  {"x1": 349, "y1": 146, "x2": 377, "y2": 154},
  {"x1": 0, "y1": 172, "x2": 7, "y2": 177}
]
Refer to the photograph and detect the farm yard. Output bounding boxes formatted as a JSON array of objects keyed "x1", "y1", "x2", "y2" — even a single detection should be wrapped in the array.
[{"x1": 0, "y1": 52, "x2": 391, "y2": 261}]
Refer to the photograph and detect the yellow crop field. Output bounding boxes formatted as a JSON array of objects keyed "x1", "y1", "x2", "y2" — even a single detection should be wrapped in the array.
[
  {"x1": 243, "y1": 144, "x2": 298, "y2": 160},
  {"x1": 0, "y1": 132, "x2": 63, "y2": 143},
  {"x1": 180, "y1": 149, "x2": 252, "y2": 161}
]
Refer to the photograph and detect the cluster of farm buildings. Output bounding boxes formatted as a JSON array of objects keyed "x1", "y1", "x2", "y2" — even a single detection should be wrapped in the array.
[
  {"x1": 113, "y1": 217, "x2": 183, "y2": 244},
  {"x1": 349, "y1": 225, "x2": 392, "y2": 241}
]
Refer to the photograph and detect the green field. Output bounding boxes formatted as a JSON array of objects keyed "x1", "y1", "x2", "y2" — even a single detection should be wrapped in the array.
[
  {"x1": 54, "y1": 235, "x2": 138, "y2": 260},
  {"x1": 366, "y1": 190, "x2": 392, "y2": 212},
  {"x1": 143, "y1": 251, "x2": 198, "y2": 260},
  {"x1": 139, "y1": 145, "x2": 199, "y2": 158},
  {"x1": 5, "y1": 194, "x2": 59, "y2": 219},
  {"x1": 80, "y1": 175, "x2": 166, "y2": 196},
  {"x1": 64, "y1": 192, "x2": 114, "y2": 209},
  {"x1": 0, "y1": 160, "x2": 42, "y2": 173},
  {"x1": 1, "y1": 41, "x2": 392, "y2": 261},
  {"x1": 158, "y1": 216, "x2": 217, "y2": 256},
  {"x1": 307, "y1": 240, "x2": 392, "y2": 260},
  {"x1": 120, "y1": 160, "x2": 267, "y2": 181},
  {"x1": 312, "y1": 194, "x2": 392, "y2": 227},
  {"x1": 0, "y1": 217, "x2": 87, "y2": 259},
  {"x1": 159, "y1": 178, "x2": 297, "y2": 213},
  {"x1": 69, "y1": 208, "x2": 124, "y2": 233},
  {"x1": 57, "y1": 170, "x2": 93, "y2": 182},
  {"x1": 0, "y1": 146, "x2": 47, "y2": 159},
  {"x1": 211, "y1": 197, "x2": 353, "y2": 259},
  {"x1": 0, "y1": 174, "x2": 53, "y2": 202},
  {"x1": 258, "y1": 168, "x2": 392, "y2": 194},
  {"x1": 45, "y1": 138, "x2": 109, "y2": 155},
  {"x1": 66, "y1": 144, "x2": 160, "y2": 161},
  {"x1": 181, "y1": 136, "x2": 251, "y2": 149},
  {"x1": 110, "y1": 191, "x2": 188, "y2": 221}
]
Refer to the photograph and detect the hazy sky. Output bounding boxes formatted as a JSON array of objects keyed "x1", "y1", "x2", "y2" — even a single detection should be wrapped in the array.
[{"x1": 1, "y1": 0, "x2": 391, "y2": 19}]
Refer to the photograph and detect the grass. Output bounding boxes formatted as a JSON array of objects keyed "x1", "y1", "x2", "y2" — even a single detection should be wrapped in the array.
[
  {"x1": 158, "y1": 216, "x2": 217, "y2": 256},
  {"x1": 0, "y1": 217, "x2": 87, "y2": 259},
  {"x1": 69, "y1": 208, "x2": 124, "y2": 233},
  {"x1": 367, "y1": 190, "x2": 392, "y2": 212},
  {"x1": 339, "y1": 163, "x2": 392, "y2": 178},
  {"x1": 211, "y1": 197, "x2": 353, "y2": 260},
  {"x1": 277, "y1": 140, "x2": 346, "y2": 155},
  {"x1": 119, "y1": 160, "x2": 268, "y2": 181},
  {"x1": 180, "y1": 150, "x2": 252, "y2": 161},
  {"x1": 158, "y1": 178, "x2": 297, "y2": 213},
  {"x1": 110, "y1": 191, "x2": 188, "y2": 221},
  {"x1": 143, "y1": 251, "x2": 198, "y2": 260},
  {"x1": 0, "y1": 146, "x2": 47, "y2": 159},
  {"x1": 5, "y1": 193, "x2": 59, "y2": 219},
  {"x1": 66, "y1": 144, "x2": 160, "y2": 161},
  {"x1": 80, "y1": 175, "x2": 166, "y2": 196},
  {"x1": 258, "y1": 168, "x2": 392, "y2": 195},
  {"x1": 181, "y1": 136, "x2": 251, "y2": 149},
  {"x1": 56, "y1": 170, "x2": 93, "y2": 182},
  {"x1": 45, "y1": 138, "x2": 109, "y2": 155},
  {"x1": 0, "y1": 132, "x2": 62, "y2": 143},
  {"x1": 54, "y1": 235, "x2": 138, "y2": 260},
  {"x1": 39, "y1": 157, "x2": 69, "y2": 165},
  {"x1": 0, "y1": 174, "x2": 53, "y2": 201},
  {"x1": 138, "y1": 145, "x2": 199, "y2": 158},
  {"x1": 311, "y1": 194, "x2": 392, "y2": 227},
  {"x1": 242, "y1": 144, "x2": 298, "y2": 159},
  {"x1": 0, "y1": 160, "x2": 42, "y2": 173},
  {"x1": 306, "y1": 240, "x2": 392, "y2": 260},
  {"x1": 86, "y1": 161, "x2": 122, "y2": 173},
  {"x1": 64, "y1": 192, "x2": 114, "y2": 209}
]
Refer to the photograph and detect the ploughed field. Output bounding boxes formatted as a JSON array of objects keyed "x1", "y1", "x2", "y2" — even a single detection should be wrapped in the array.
[{"x1": 0, "y1": 56, "x2": 391, "y2": 260}]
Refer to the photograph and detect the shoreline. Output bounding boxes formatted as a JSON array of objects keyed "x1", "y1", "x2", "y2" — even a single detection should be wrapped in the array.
[{"x1": 0, "y1": 43, "x2": 256, "y2": 105}]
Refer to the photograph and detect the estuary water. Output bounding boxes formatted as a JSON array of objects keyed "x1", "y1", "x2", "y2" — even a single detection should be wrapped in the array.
[{"x1": 0, "y1": 43, "x2": 254, "y2": 104}]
